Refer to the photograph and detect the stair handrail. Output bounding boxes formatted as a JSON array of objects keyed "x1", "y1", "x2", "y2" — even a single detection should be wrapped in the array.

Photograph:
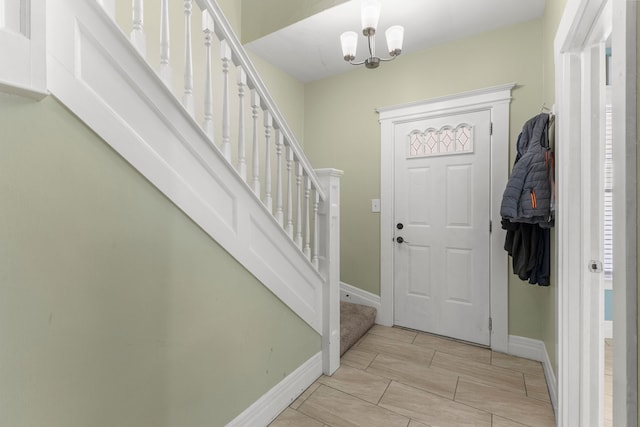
[{"x1": 194, "y1": 0, "x2": 326, "y2": 201}]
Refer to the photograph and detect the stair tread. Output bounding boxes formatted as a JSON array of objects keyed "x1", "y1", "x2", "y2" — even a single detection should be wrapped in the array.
[{"x1": 340, "y1": 301, "x2": 377, "y2": 356}]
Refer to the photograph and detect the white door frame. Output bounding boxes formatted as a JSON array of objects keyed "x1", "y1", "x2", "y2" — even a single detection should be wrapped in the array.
[
  {"x1": 378, "y1": 83, "x2": 514, "y2": 353},
  {"x1": 555, "y1": 0, "x2": 637, "y2": 425}
]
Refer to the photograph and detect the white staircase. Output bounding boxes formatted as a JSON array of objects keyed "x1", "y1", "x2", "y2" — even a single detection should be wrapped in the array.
[{"x1": 0, "y1": 0, "x2": 341, "y2": 424}]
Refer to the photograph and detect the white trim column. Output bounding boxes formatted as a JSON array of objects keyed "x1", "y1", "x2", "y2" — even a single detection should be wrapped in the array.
[
  {"x1": 555, "y1": 0, "x2": 637, "y2": 425},
  {"x1": 316, "y1": 168, "x2": 343, "y2": 376},
  {"x1": 555, "y1": 48, "x2": 586, "y2": 426},
  {"x1": 611, "y1": 0, "x2": 637, "y2": 424},
  {"x1": 489, "y1": 94, "x2": 512, "y2": 354}
]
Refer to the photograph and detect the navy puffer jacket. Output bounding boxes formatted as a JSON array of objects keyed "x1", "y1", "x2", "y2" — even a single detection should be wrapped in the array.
[{"x1": 500, "y1": 113, "x2": 553, "y2": 225}]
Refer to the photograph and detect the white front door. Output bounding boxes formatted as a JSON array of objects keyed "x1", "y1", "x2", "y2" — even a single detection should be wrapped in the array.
[{"x1": 393, "y1": 109, "x2": 492, "y2": 345}]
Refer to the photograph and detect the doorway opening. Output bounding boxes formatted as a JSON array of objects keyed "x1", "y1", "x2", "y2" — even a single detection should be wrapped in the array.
[{"x1": 378, "y1": 83, "x2": 514, "y2": 354}]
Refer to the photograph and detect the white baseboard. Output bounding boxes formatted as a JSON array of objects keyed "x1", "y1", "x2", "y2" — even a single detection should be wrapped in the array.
[
  {"x1": 226, "y1": 352, "x2": 322, "y2": 427},
  {"x1": 508, "y1": 335, "x2": 546, "y2": 361},
  {"x1": 541, "y1": 342, "x2": 558, "y2": 415},
  {"x1": 508, "y1": 335, "x2": 557, "y2": 415},
  {"x1": 340, "y1": 282, "x2": 382, "y2": 323}
]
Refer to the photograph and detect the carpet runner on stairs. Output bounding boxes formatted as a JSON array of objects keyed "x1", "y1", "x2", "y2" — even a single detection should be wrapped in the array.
[{"x1": 340, "y1": 301, "x2": 377, "y2": 356}]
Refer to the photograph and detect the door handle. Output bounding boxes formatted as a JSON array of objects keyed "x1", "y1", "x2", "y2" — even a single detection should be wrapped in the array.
[{"x1": 396, "y1": 236, "x2": 408, "y2": 244}]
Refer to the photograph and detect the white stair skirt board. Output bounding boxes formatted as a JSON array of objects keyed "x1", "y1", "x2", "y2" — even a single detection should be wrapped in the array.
[
  {"x1": 226, "y1": 352, "x2": 322, "y2": 427},
  {"x1": 508, "y1": 335, "x2": 558, "y2": 415},
  {"x1": 340, "y1": 282, "x2": 383, "y2": 324},
  {"x1": 45, "y1": 0, "x2": 325, "y2": 333}
]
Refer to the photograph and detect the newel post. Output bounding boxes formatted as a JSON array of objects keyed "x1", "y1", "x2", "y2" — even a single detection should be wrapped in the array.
[{"x1": 316, "y1": 168, "x2": 343, "y2": 376}]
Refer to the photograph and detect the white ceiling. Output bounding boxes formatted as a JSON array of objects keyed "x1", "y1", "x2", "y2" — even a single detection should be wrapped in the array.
[{"x1": 244, "y1": 0, "x2": 547, "y2": 83}]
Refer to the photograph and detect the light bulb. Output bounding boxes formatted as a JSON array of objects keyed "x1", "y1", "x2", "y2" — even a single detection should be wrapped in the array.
[
  {"x1": 340, "y1": 31, "x2": 358, "y2": 61},
  {"x1": 385, "y1": 25, "x2": 404, "y2": 56},
  {"x1": 361, "y1": 0, "x2": 381, "y2": 34}
]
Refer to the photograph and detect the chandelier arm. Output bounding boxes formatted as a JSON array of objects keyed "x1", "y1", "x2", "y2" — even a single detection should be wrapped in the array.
[
  {"x1": 348, "y1": 58, "x2": 368, "y2": 66},
  {"x1": 378, "y1": 55, "x2": 399, "y2": 63}
]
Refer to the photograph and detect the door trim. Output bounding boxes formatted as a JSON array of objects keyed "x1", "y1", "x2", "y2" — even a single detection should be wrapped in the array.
[
  {"x1": 378, "y1": 83, "x2": 515, "y2": 353},
  {"x1": 555, "y1": 0, "x2": 637, "y2": 425}
]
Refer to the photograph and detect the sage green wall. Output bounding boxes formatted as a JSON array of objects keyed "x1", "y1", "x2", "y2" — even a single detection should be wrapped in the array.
[
  {"x1": 217, "y1": 0, "x2": 243, "y2": 34},
  {"x1": 241, "y1": 0, "x2": 349, "y2": 44},
  {"x1": 303, "y1": 19, "x2": 557, "y2": 341},
  {"x1": 0, "y1": 93, "x2": 320, "y2": 426},
  {"x1": 248, "y1": 51, "x2": 306, "y2": 143}
]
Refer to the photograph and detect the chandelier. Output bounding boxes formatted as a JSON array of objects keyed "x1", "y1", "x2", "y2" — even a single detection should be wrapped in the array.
[{"x1": 340, "y1": 0, "x2": 405, "y2": 69}]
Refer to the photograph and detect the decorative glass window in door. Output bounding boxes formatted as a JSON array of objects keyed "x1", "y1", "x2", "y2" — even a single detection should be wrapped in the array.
[{"x1": 408, "y1": 124, "x2": 474, "y2": 158}]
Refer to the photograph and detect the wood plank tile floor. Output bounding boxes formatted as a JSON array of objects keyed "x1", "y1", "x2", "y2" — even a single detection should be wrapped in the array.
[
  {"x1": 270, "y1": 325, "x2": 555, "y2": 427},
  {"x1": 604, "y1": 338, "x2": 612, "y2": 427}
]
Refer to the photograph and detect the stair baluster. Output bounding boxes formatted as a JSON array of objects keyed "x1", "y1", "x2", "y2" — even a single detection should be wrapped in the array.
[
  {"x1": 131, "y1": 0, "x2": 146, "y2": 56},
  {"x1": 263, "y1": 111, "x2": 273, "y2": 213},
  {"x1": 295, "y1": 161, "x2": 303, "y2": 249},
  {"x1": 275, "y1": 129, "x2": 284, "y2": 225},
  {"x1": 220, "y1": 40, "x2": 232, "y2": 160},
  {"x1": 251, "y1": 90, "x2": 261, "y2": 196},
  {"x1": 286, "y1": 146, "x2": 294, "y2": 237},
  {"x1": 313, "y1": 190, "x2": 320, "y2": 268},
  {"x1": 158, "y1": 0, "x2": 171, "y2": 85},
  {"x1": 202, "y1": 11, "x2": 214, "y2": 139},
  {"x1": 182, "y1": 0, "x2": 194, "y2": 116},
  {"x1": 304, "y1": 175, "x2": 311, "y2": 259},
  {"x1": 237, "y1": 67, "x2": 247, "y2": 181}
]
